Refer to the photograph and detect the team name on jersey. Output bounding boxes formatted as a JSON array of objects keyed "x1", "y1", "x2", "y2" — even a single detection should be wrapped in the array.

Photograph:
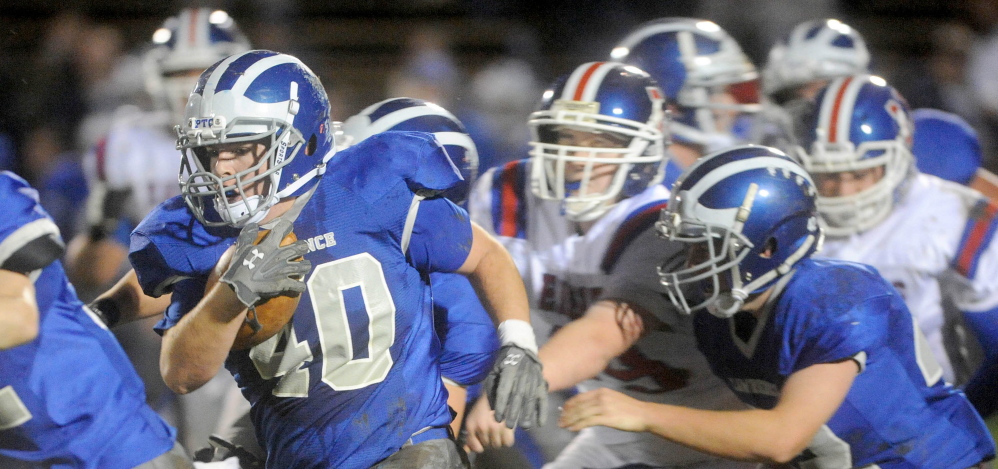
[
  {"x1": 726, "y1": 377, "x2": 780, "y2": 397},
  {"x1": 306, "y1": 231, "x2": 336, "y2": 252}
]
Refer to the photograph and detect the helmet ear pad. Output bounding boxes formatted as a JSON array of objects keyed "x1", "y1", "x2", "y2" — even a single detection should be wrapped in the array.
[{"x1": 738, "y1": 206, "x2": 817, "y2": 292}]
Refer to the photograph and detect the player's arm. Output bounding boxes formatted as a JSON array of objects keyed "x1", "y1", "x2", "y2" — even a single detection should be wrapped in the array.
[
  {"x1": 161, "y1": 220, "x2": 309, "y2": 394},
  {"x1": 540, "y1": 300, "x2": 645, "y2": 391},
  {"x1": 0, "y1": 269, "x2": 39, "y2": 349},
  {"x1": 559, "y1": 358, "x2": 858, "y2": 464},
  {"x1": 0, "y1": 215, "x2": 66, "y2": 349},
  {"x1": 160, "y1": 274, "x2": 249, "y2": 394},
  {"x1": 88, "y1": 269, "x2": 172, "y2": 328},
  {"x1": 66, "y1": 141, "x2": 134, "y2": 288},
  {"x1": 456, "y1": 222, "x2": 531, "y2": 326},
  {"x1": 463, "y1": 302, "x2": 643, "y2": 451}
]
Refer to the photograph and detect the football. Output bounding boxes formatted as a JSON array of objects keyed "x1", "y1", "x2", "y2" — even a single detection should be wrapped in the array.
[{"x1": 207, "y1": 229, "x2": 303, "y2": 351}]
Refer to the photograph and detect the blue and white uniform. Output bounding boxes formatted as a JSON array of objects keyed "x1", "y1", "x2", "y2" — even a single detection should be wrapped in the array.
[
  {"x1": 0, "y1": 171, "x2": 177, "y2": 468},
  {"x1": 695, "y1": 258, "x2": 996, "y2": 468},
  {"x1": 131, "y1": 132, "x2": 472, "y2": 469},
  {"x1": 470, "y1": 159, "x2": 749, "y2": 469}
]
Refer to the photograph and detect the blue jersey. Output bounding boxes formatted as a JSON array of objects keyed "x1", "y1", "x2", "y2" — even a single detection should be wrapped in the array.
[
  {"x1": 0, "y1": 171, "x2": 175, "y2": 468},
  {"x1": 430, "y1": 272, "x2": 499, "y2": 386},
  {"x1": 694, "y1": 258, "x2": 995, "y2": 468},
  {"x1": 131, "y1": 132, "x2": 472, "y2": 469}
]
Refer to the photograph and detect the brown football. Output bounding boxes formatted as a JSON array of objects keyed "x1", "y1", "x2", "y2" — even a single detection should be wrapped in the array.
[{"x1": 207, "y1": 229, "x2": 303, "y2": 351}]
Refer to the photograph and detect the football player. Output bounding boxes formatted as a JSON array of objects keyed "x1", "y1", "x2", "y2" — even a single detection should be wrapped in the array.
[
  {"x1": 129, "y1": 50, "x2": 543, "y2": 468},
  {"x1": 560, "y1": 145, "x2": 996, "y2": 467},
  {"x1": 201, "y1": 97, "x2": 499, "y2": 460},
  {"x1": 761, "y1": 18, "x2": 871, "y2": 105},
  {"x1": 67, "y1": 7, "x2": 251, "y2": 291},
  {"x1": 0, "y1": 171, "x2": 192, "y2": 468},
  {"x1": 791, "y1": 74, "x2": 998, "y2": 417},
  {"x1": 757, "y1": 18, "x2": 871, "y2": 154},
  {"x1": 65, "y1": 8, "x2": 252, "y2": 455},
  {"x1": 610, "y1": 18, "x2": 761, "y2": 188},
  {"x1": 341, "y1": 97, "x2": 498, "y2": 435},
  {"x1": 462, "y1": 61, "x2": 751, "y2": 468}
]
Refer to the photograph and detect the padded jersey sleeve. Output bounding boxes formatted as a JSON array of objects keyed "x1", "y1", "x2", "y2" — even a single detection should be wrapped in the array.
[
  {"x1": 129, "y1": 196, "x2": 236, "y2": 297},
  {"x1": 153, "y1": 277, "x2": 206, "y2": 335},
  {"x1": 406, "y1": 196, "x2": 474, "y2": 273},
  {"x1": 0, "y1": 171, "x2": 64, "y2": 274},
  {"x1": 778, "y1": 275, "x2": 885, "y2": 376},
  {"x1": 431, "y1": 272, "x2": 499, "y2": 385}
]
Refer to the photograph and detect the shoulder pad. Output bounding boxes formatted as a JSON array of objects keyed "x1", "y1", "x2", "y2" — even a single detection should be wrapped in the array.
[
  {"x1": 327, "y1": 131, "x2": 463, "y2": 201},
  {"x1": 129, "y1": 196, "x2": 238, "y2": 296}
]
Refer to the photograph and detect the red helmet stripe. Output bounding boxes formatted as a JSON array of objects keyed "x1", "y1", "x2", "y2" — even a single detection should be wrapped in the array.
[
  {"x1": 828, "y1": 76, "x2": 854, "y2": 142},
  {"x1": 573, "y1": 62, "x2": 606, "y2": 101}
]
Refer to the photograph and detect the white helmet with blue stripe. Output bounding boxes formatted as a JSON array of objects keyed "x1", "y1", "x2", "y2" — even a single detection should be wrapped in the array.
[
  {"x1": 145, "y1": 8, "x2": 251, "y2": 122},
  {"x1": 178, "y1": 50, "x2": 335, "y2": 227},
  {"x1": 341, "y1": 97, "x2": 478, "y2": 204}
]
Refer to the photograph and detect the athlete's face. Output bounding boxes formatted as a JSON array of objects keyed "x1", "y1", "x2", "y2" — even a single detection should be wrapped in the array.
[
  {"x1": 685, "y1": 237, "x2": 732, "y2": 297},
  {"x1": 202, "y1": 141, "x2": 271, "y2": 200},
  {"x1": 555, "y1": 127, "x2": 630, "y2": 196},
  {"x1": 812, "y1": 166, "x2": 884, "y2": 197}
]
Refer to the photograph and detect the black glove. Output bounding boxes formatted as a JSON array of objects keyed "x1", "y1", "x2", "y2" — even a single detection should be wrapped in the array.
[
  {"x1": 220, "y1": 219, "x2": 311, "y2": 308},
  {"x1": 86, "y1": 298, "x2": 121, "y2": 328},
  {"x1": 482, "y1": 344, "x2": 548, "y2": 429},
  {"x1": 85, "y1": 183, "x2": 132, "y2": 241}
]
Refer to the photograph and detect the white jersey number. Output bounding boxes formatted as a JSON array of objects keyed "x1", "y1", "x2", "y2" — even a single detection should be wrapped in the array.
[{"x1": 249, "y1": 253, "x2": 397, "y2": 396}]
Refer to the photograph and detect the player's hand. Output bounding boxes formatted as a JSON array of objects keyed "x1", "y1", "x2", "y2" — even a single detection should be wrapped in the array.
[
  {"x1": 84, "y1": 182, "x2": 132, "y2": 240},
  {"x1": 482, "y1": 344, "x2": 548, "y2": 429},
  {"x1": 558, "y1": 388, "x2": 650, "y2": 433},
  {"x1": 220, "y1": 219, "x2": 311, "y2": 308},
  {"x1": 463, "y1": 394, "x2": 515, "y2": 452}
]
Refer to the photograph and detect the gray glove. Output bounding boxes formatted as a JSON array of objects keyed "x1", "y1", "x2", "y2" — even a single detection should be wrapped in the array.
[
  {"x1": 220, "y1": 219, "x2": 311, "y2": 308},
  {"x1": 483, "y1": 344, "x2": 548, "y2": 429}
]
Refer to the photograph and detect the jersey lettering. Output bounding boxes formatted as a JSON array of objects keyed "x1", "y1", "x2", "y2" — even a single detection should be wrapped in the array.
[{"x1": 603, "y1": 347, "x2": 690, "y2": 394}]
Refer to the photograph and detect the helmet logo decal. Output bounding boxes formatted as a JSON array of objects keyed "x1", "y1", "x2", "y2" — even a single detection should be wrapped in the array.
[{"x1": 551, "y1": 99, "x2": 600, "y2": 115}]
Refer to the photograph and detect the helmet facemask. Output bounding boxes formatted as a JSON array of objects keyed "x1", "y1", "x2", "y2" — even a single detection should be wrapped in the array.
[
  {"x1": 797, "y1": 138, "x2": 912, "y2": 237},
  {"x1": 529, "y1": 107, "x2": 665, "y2": 222},
  {"x1": 657, "y1": 208, "x2": 754, "y2": 317},
  {"x1": 178, "y1": 116, "x2": 304, "y2": 228}
]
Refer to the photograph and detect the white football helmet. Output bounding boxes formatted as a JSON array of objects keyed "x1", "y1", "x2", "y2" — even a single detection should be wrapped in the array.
[
  {"x1": 529, "y1": 61, "x2": 667, "y2": 222},
  {"x1": 792, "y1": 75, "x2": 914, "y2": 237},
  {"x1": 144, "y1": 8, "x2": 251, "y2": 124},
  {"x1": 762, "y1": 19, "x2": 871, "y2": 101},
  {"x1": 611, "y1": 18, "x2": 760, "y2": 152}
]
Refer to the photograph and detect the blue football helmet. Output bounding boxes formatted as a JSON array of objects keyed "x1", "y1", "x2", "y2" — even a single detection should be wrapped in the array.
[
  {"x1": 791, "y1": 75, "x2": 914, "y2": 237},
  {"x1": 341, "y1": 97, "x2": 478, "y2": 204},
  {"x1": 912, "y1": 108, "x2": 981, "y2": 185},
  {"x1": 145, "y1": 8, "x2": 251, "y2": 123},
  {"x1": 657, "y1": 145, "x2": 822, "y2": 318},
  {"x1": 610, "y1": 18, "x2": 760, "y2": 151},
  {"x1": 178, "y1": 50, "x2": 335, "y2": 228},
  {"x1": 762, "y1": 19, "x2": 870, "y2": 101},
  {"x1": 529, "y1": 61, "x2": 668, "y2": 222}
]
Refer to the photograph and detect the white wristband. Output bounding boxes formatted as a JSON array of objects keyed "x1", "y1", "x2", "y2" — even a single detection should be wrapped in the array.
[{"x1": 497, "y1": 319, "x2": 538, "y2": 354}]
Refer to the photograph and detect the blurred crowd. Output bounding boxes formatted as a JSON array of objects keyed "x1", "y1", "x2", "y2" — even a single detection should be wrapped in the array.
[{"x1": 0, "y1": 0, "x2": 995, "y2": 244}]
